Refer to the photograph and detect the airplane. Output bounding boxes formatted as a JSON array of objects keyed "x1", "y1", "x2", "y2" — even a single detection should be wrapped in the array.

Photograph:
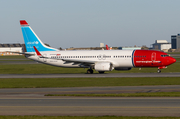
[{"x1": 20, "y1": 20, "x2": 176, "y2": 74}]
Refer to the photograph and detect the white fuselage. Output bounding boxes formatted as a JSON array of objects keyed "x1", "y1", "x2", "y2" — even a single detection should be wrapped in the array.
[{"x1": 27, "y1": 50, "x2": 134, "y2": 68}]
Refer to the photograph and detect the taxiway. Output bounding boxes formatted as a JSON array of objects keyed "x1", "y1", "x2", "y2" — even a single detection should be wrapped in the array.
[
  {"x1": 0, "y1": 85, "x2": 180, "y2": 95},
  {"x1": 0, "y1": 72, "x2": 180, "y2": 78},
  {"x1": 0, "y1": 86, "x2": 179, "y2": 116},
  {"x1": 0, "y1": 97, "x2": 179, "y2": 116}
]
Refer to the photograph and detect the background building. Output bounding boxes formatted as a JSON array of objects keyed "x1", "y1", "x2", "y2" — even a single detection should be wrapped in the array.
[
  {"x1": 171, "y1": 34, "x2": 180, "y2": 49},
  {"x1": 152, "y1": 40, "x2": 171, "y2": 51},
  {"x1": 0, "y1": 43, "x2": 23, "y2": 56},
  {"x1": 100, "y1": 43, "x2": 104, "y2": 47},
  {"x1": 118, "y1": 46, "x2": 141, "y2": 50}
]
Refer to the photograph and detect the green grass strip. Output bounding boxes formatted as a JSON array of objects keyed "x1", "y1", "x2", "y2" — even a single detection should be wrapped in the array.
[
  {"x1": 0, "y1": 55, "x2": 26, "y2": 59},
  {"x1": 0, "y1": 116, "x2": 179, "y2": 119},
  {"x1": 0, "y1": 61, "x2": 180, "y2": 74},
  {"x1": 0, "y1": 77, "x2": 180, "y2": 88},
  {"x1": 168, "y1": 52, "x2": 180, "y2": 54},
  {"x1": 45, "y1": 92, "x2": 180, "y2": 97}
]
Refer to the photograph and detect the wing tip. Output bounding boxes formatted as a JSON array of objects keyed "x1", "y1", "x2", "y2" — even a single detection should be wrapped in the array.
[{"x1": 20, "y1": 20, "x2": 28, "y2": 26}]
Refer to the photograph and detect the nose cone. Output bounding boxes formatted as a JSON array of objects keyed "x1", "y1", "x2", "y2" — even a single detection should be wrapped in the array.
[{"x1": 169, "y1": 57, "x2": 176, "y2": 64}]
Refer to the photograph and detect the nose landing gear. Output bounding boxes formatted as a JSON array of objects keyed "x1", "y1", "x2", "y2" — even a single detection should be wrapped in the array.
[
  {"x1": 157, "y1": 69, "x2": 161, "y2": 73},
  {"x1": 157, "y1": 66, "x2": 166, "y2": 73}
]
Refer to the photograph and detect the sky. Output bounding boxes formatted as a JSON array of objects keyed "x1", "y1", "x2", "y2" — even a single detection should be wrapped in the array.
[{"x1": 0, "y1": 0, "x2": 180, "y2": 49}]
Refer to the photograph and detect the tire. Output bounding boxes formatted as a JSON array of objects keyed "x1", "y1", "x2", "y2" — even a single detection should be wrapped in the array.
[
  {"x1": 90, "y1": 69, "x2": 93, "y2": 74},
  {"x1": 87, "y1": 69, "x2": 93, "y2": 74},
  {"x1": 98, "y1": 71, "x2": 105, "y2": 74},
  {"x1": 157, "y1": 69, "x2": 161, "y2": 73}
]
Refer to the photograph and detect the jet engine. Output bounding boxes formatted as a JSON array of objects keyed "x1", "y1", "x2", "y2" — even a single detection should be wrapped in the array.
[{"x1": 94, "y1": 62, "x2": 113, "y2": 71}]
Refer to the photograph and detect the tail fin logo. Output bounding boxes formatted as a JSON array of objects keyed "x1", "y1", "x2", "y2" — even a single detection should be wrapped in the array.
[{"x1": 27, "y1": 41, "x2": 39, "y2": 45}]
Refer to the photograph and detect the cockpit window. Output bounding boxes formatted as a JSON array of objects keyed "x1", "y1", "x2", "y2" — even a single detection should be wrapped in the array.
[{"x1": 161, "y1": 55, "x2": 169, "y2": 57}]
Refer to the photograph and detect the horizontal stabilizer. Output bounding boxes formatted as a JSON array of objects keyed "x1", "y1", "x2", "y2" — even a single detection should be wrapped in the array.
[
  {"x1": 5, "y1": 51, "x2": 35, "y2": 55},
  {"x1": 62, "y1": 59, "x2": 95, "y2": 64}
]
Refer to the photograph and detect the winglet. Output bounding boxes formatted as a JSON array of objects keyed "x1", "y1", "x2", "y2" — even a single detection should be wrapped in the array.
[
  {"x1": 106, "y1": 45, "x2": 110, "y2": 50},
  {"x1": 20, "y1": 20, "x2": 29, "y2": 26},
  {"x1": 33, "y1": 46, "x2": 42, "y2": 56}
]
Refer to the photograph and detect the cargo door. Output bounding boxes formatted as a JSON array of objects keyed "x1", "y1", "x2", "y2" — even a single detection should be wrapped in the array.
[{"x1": 151, "y1": 52, "x2": 156, "y2": 61}]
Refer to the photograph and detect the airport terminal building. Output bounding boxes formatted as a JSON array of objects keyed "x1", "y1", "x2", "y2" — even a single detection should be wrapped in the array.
[
  {"x1": 171, "y1": 34, "x2": 180, "y2": 49},
  {"x1": 0, "y1": 43, "x2": 24, "y2": 55},
  {"x1": 152, "y1": 40, "x2": 171, "y2": 51}
]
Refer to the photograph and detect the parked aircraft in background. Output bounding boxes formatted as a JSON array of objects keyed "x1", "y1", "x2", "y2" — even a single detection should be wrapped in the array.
[
  {"x1": 105, "y1": 45, "x2": 112, "y2": 50},
  {"x1": 20, "y1": 20, "x2": 176, "y2": 74},
  {"x1": 106, "y1": 45, "x2": 110, "y2": 50}
]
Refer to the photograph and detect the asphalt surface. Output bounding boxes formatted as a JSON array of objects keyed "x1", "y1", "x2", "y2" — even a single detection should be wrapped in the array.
[
  {"x1": 0, "y1": 86, "x2": 180, "y2": 95},
  {"x1": 0, "y1": 97, "x2": 179, "y2": 116},
  {"x1": 0, "y1": 72, "x2": 180, "y2": 78},
  {"x1": 0, "y1": 86, "x2": 180, "y2": 116}
]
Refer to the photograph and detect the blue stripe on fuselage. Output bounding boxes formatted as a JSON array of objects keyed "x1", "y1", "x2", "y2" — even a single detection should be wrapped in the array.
[{"x1": 132, "y1": 50, "x2": 135, "y2": 67}]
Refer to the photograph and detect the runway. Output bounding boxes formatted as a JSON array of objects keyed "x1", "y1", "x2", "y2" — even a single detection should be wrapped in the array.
[
  {"x1": 0, "y1": 72, "x2": 180, "y2": 78},
  {"x1": 0, "y1": 97, "x2": 179, "y2": 116},
  {"x1": 0, "y1": 86, "x2": 180, "y2": 116},
  {"x1": 0, "y1": 85, "x2": 180, "y2": 96}
]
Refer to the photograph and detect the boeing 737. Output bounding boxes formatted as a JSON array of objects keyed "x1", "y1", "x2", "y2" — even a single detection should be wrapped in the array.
[{"x1": 20, "y1": 20, "x2": 176, "y2": 74}]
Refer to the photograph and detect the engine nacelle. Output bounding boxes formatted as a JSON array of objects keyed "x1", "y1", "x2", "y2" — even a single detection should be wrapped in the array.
[
  {"x1": 94, "y1": 62, "x2": 113, "y2": 71},
  {"x1": 114, "y1": 67, "x2": 132, "y2": 70}
]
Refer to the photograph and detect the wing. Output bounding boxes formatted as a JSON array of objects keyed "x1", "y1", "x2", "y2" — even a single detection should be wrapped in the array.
[
  {"x1": 33, "y1": 46, "x2": 96, "y2": 66},
  {"x1": 62, "y1": 59, "x2": 95, "y2": 65}
]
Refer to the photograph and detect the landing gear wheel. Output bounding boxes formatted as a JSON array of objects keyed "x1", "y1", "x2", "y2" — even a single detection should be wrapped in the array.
[
  {"x1": 157, "y1": 69, "x2": 161, "y2": 73},
  {"x1": 87, "y1": 69, "x2": 93, "y2": 74},
  {"x1": 98, "y1": 71, "x2": 105, "y2": 74}
]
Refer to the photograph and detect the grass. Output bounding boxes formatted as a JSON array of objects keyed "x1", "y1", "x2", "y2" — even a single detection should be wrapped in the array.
[
  {"x1": 168, "y1": 52, "x2": 180, "y2": 54},
  {"x1": 175, "y1": 58, "x2": 180, "y2": 61},
  {"x1": 0, "y1": 55, "x2": 26, "y2": 59},
  {"x1": 0, "y1": 64, "x2": 86, "y2": 74},
  {"x1": 0, "y1": 116, "x2": 179, "y2": 119},
  {"x1": 45, "y1": 92, "x2": 180, "y2": 97},
  {"x1": 0, "y1": 77, "x2": 180, "y2": 88}
]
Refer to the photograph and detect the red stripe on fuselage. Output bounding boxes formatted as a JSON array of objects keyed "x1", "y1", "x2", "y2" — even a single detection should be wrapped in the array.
[{"x1": 133, "y1": 50, "x2": 175, "y2": 67}]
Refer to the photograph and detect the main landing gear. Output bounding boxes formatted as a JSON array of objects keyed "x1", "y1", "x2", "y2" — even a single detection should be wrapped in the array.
[
  {"x1": 98, "y1": 71, "x2": 105, "y2": 74},
  {"x1": 87, "y1": 69, "x2": 93, "y2": 74},
  {"x1": 86, "y1": 69, "x2": 105, "y2": 74}
]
